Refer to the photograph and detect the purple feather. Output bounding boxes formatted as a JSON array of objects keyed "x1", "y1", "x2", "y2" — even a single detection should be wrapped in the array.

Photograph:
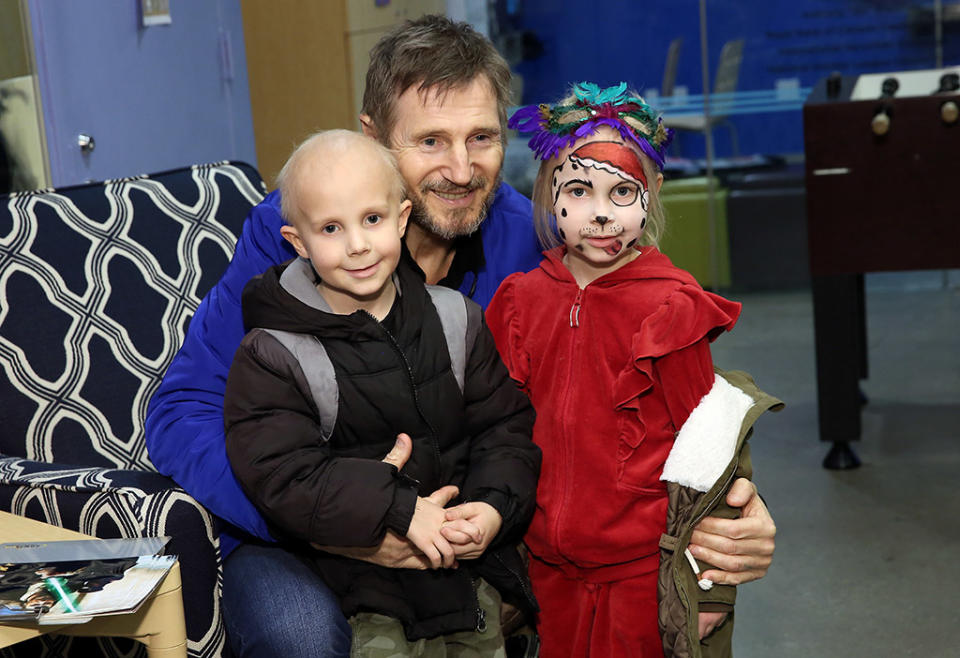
[
  {"x1": 507, "y1": 105, "x2": 544, "y2": 132},
  {"x1": 509, "y1": 85, "x2": 673, "y2": 168}
]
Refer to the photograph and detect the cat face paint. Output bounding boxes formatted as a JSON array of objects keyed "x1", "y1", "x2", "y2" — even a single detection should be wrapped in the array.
[{"x1": 552, "y1": 138, "x2": 649, "y2": 267}]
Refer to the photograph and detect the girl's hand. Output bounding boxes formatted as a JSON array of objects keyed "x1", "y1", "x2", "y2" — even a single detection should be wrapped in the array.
[
  {"x1": 441, "y1": 501, "x2": 502, "y2": 560},
  {"x1": 698, "y1": 611, "x2": 728, "y2": 640}
]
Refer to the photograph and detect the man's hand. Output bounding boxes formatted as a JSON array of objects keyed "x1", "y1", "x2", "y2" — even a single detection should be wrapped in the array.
[
  {"x1": 313, "y1": 531, "x2": 431, "y2": 569},
  {"x1": 698, "y1": 611, "x2": 728, "y2": 640},
  {"x1": 688, "y1": 478, "x2": 775, "y2": 586},
  {"x1": 441, "y1": 501, "x2": 502, "y2": 560},
  {"x1": 383, "y1": 432, "x2": 460, "y2": 568}
]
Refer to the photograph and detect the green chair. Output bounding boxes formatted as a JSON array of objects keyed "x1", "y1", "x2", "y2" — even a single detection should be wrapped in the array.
[{"x1": 659, "y1": 176, "x2": 731, "y2": 289}]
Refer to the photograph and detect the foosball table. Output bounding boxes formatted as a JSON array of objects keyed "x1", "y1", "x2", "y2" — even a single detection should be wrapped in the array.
[{"x1": 803, "y1": 66, "x2": 960, "y2": 468}]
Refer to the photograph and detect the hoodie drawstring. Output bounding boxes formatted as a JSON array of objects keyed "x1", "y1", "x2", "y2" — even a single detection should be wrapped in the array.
[{"x1": 569, "y1": 289, "x2": 583, "y2": 327}]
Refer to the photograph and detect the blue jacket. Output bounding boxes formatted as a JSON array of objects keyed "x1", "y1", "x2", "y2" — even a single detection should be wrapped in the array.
[{"x1": 144, "y1": 182, "x2": 541, "y2": 555}]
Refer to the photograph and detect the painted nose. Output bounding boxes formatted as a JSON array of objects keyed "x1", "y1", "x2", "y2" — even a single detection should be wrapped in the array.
[{"x1": 595, "y1": 216, "x2": 610, "y2": 227}]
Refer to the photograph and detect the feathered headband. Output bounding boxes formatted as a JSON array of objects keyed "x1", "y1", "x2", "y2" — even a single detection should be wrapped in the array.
[{"x1": 508, "y1": 82, "x2": 673, "y2": 169}]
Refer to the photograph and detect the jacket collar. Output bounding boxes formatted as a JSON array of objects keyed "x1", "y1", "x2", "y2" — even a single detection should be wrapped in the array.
[
  {"x1": 400, "y1": 226, "x2": 485, "y2": 295},
  {"x1": 241, "y1": 258, "x2": 421, "y2": 340},
  {"x1": 279, "y1": 257, "x2": 402, "y2": 312},
  {"x1": 538, "y1": 245, "x2": 701, "y2": 288}
]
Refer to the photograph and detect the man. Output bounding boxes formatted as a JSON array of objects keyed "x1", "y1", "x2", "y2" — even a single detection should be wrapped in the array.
[{"x1": 145, "y1": 15, "x2": 775, "y2": 657}]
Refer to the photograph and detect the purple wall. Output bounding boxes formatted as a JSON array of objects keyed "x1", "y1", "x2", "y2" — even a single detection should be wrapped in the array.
[{"x1": 29, "y1": 0, "x2": 256, "y2": 186}]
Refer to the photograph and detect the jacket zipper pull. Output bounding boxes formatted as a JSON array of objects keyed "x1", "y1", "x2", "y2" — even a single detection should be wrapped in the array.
[
  {"x1": 475, "y1": 606, "x2": 487, "y2": 633},
  {"x1": 569, "y1": 288, "x2": 583, "y2": 327},
  {"x1": 684, "y1": 548, "x2": 714, "y2": 591}
]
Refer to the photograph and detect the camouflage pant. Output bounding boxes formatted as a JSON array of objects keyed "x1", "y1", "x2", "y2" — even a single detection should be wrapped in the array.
[{"x1": 349, "y1": 578, "x2": 506, "y2": 658}]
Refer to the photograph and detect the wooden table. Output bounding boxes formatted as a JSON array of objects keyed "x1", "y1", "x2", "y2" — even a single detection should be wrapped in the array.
[{"x1": 0, "y1": 511, "x2": 187, "y2": 657}]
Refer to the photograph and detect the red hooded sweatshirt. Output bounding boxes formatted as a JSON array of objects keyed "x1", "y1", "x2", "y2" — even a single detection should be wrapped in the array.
[{"x1": 486, "y1": 246, "x2": 740, "y2": 577}]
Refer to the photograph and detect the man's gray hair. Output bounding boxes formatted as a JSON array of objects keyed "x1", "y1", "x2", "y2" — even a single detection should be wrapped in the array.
[{"x1": 361, "y1": 14, "x2": 512, "y2": 145}]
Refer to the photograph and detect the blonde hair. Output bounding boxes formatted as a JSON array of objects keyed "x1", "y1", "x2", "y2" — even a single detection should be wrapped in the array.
[
  {"x1": 275, "y1": 130, "x2": 405, "y2": 226},
  {"x1": 531, "y1": 140, "x2": 666, "y2": 250}
]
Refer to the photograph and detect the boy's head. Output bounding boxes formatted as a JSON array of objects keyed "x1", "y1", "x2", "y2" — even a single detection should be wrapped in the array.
[
  {"x1": 510, "y1": 83, "x2": 671, "y2": 251},
  {"x1": 276, "y1": 130, "x2": 412, "y2": 316}
]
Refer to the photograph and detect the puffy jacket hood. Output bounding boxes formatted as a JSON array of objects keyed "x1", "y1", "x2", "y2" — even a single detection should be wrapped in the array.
[{"x1": 241, "y1": 257, "x2": 423, "y2": 341}]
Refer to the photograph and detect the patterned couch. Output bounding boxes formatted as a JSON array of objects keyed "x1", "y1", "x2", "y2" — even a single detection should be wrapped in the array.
[{"x1": 0, "y1": 162, "x2": 265, "y2": 657}]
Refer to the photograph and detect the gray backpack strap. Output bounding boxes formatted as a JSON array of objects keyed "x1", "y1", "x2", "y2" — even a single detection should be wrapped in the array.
[
  {"x1": 261, "y1": 328, "x2": 338, "y2": 442},
  {"x1": 258, "y1": 287, "x2": 472, "y2": 443},
  {"x1": 425, "y1": 285, "x2": 472, "y2": 394}
]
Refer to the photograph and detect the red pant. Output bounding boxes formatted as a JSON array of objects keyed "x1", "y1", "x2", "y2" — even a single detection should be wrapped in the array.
[{"x1": 530, "y1": 557, "x2": 664, "y2": 658}]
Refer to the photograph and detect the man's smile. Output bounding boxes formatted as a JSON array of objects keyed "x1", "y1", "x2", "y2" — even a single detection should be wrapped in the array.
[{"x1": 432, "y1": 189, "x2": 473, "y2": 202}]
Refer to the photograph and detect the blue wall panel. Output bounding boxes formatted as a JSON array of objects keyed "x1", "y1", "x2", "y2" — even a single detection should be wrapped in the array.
[{"x1": 512, "y1": 0, "x2": 959, "y2": 158}]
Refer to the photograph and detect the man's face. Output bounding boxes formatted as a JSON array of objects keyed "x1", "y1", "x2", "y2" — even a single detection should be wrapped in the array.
[{"x1": 387, "y1": 77, "x2": 503, "y2": 240}]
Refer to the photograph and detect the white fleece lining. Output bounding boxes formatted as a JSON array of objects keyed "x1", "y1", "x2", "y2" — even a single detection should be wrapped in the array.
[{"x1": 660, "y1": 375, "x2": 755, "y2": 492}]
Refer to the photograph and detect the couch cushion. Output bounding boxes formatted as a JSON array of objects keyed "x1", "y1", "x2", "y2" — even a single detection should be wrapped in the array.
[{"x1": 0, "y1": 162, "x2": 264, "y2": 468}]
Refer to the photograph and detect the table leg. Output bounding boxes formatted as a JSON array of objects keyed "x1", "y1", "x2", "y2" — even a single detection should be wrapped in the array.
[{"x1": 811, "y1": 273, "x2": 865, "y2": 469}]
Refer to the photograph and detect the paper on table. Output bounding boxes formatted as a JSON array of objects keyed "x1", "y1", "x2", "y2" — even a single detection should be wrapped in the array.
[
  {"x1": 0, "y1": 537, "x2": 170, "y2": 563},
  {"x1": 36, "y1": 555, "x2": 177, "y2": 625}
]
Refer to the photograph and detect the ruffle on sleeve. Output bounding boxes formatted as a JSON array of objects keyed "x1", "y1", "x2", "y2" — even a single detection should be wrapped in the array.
[
  {"x1": 485, "y1": 273, "x2": 531, "y2": 389},
  {"x1": 613, "y1": 332, "x2": 656, "y2": 455},
  {"x1": 612, "y1": 285, "x2": 739, "y2": 458},
  {"x1": 633, "y1": 284, "x2": 741, "y2": 360}
]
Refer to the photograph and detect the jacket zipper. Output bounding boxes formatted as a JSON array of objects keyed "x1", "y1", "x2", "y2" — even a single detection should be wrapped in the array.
[
  {"x1": 493, "y1": 551, "x2": 537, "y2": 610},
  {"x1": 554, "y1": 286, "x2": 584, "y2": 554},
  {"x1": 364, "y1": 312, "x2": 488, "y2": 635},
  {"x1": 470, "y1": 577, "x2": 487, "y2": 632},
  {"x1": 363, "y1": 310, "x2": 444, "y2": 481}
]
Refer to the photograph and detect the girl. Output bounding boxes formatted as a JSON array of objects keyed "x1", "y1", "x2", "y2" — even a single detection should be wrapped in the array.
[{"x1": 487, "y1": 83, "x2": 781, "y2": 657}]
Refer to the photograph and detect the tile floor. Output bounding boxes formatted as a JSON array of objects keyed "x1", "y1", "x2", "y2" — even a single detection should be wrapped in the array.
[{"x1": 710, "y1": 277, "x2": 959, "y2": 657}]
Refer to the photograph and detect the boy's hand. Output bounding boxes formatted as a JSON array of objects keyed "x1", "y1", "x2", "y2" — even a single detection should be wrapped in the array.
[
  {"x1": 689, "y1": 478, "x2": 776, "y2": 585},
  {"x1": 388, "y1": 432, "x2": 461, "y2": 569},
  {"x1": 313, "y1": 434, "x2": 457, "y2": 570},
  {"x1": 406, "y1": 486, "x2": 460, "y2": 569},
  {"x1": 698, "y1": 611, "x2": 728, "y2": 640},
  {"x1": 441, "y1": 501, "x2": 502, "y2": 560}
]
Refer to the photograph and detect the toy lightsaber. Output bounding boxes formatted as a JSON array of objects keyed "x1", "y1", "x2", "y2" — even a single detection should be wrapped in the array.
[{"x1": 43, "y1": 577, "x2": 80, "y2": 613}]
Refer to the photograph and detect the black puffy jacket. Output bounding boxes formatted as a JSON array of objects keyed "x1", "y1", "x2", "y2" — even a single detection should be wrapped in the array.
[{"x1": 224, "y1": 257, "x2": 540, "y2": 640}]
